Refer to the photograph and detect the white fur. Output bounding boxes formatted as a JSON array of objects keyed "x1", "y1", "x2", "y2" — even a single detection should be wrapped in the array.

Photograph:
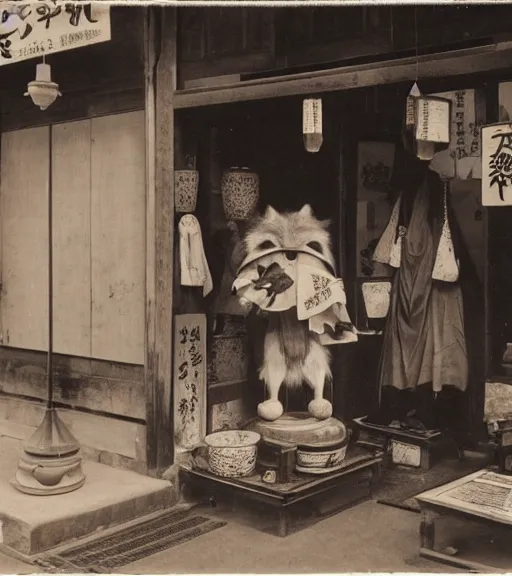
[
  {"x1": 244, "y1": 204, "x2": 335, "y2": 271},
  {"x1": 260, "y1": 331, "x2": 331, "y2": 395},
  {"x1": 247, "y1": 205, "x2": 336, "y2": 421}
]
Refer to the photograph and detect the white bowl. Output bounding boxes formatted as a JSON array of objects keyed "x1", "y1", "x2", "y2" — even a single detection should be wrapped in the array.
[{"x1": 204, "y1": 430, "x2": 260, "y2": 478}]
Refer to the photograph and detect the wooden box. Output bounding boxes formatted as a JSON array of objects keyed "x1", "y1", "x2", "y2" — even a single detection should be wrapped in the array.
[
  {"x1": 256, "y1": 438, "x2": 296, "y2": 484},
  {"x1": 354, "y1": 416, "x2": 458, "y2": 470}
]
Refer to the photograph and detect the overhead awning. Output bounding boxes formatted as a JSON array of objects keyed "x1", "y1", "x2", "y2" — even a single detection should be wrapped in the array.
[{"x1": 174, "y1": 40, "x2": 512, "y2": 109}]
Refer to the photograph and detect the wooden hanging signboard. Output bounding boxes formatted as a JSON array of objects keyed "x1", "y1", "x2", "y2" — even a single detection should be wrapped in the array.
[
  {"x1": 173, "y1": 313, "x2": 207, "y2": 451},
  {"x1": 0, "y1": 3, "x2": 111, "y2": 65},
  {"x1": 482, "y1": 122, "x2": 512, "y2": 206}
]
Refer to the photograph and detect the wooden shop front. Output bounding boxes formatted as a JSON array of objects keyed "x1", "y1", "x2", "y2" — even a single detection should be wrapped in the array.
[
  {"x1": 172, "y1": 5, "x2": 512, "y2": 456},
  {"x1": 170, "y1": 7, "x2": 512, "y2": 540},
  {"x1": 4, "y1": 5, "x2": 512, "y2": 489}
]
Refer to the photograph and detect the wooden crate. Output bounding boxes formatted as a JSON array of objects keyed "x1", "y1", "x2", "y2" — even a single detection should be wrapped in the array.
[{"x1": 354, "y1": 416, "x2": 458, "y2": 470}]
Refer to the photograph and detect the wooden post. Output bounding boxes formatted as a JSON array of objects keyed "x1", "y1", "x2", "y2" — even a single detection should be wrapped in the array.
[
  {"x1": 144, "y1": 6, "x2": 177, "y2": 476},
  {"x1": 420, "y1": 508, "x2": 436, "y2": 550}
]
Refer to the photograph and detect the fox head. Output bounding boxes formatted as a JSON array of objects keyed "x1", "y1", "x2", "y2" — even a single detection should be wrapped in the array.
[{"x1": 242, "y1": 204, "x2": 335, "y2": 271}]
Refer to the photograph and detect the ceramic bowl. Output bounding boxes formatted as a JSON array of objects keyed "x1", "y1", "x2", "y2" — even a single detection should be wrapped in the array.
[{"x1": 205, "y1": 430, "x2": 260, "y2": 478}]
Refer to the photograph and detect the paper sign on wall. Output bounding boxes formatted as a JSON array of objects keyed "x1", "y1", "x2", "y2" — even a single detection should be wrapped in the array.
[
  {"x1": 429, "y1": 89, "x2": 482, "y2": 180},
  {"x1": 361, "y1": 281, "x2": 392, "y2": 319},
  {"x1": 481, "y1": 122, "x2": 512, "y2": 206},
  {"x1": 174, "y1": 314, "x2": 207, "y2": 450},
  {"x1": 0, "y1": 3, "x2": 111, "y2": 66}
]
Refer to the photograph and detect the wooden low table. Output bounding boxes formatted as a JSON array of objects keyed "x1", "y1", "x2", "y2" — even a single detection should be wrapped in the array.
[
  {"x1": 416, "y1": 468, "x2": 512, "y2": 572},
  {"x1": 180, "y1": 448, "x2": 382, "y2": 537}
]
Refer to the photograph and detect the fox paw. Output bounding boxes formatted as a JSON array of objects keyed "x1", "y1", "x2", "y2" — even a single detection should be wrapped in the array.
[
  {"x1": 308, "y1": 399, "x2": 332, "y2": 420},
  {"x1": 257, "y1": 400, "x2": 284, "y2": 421}
]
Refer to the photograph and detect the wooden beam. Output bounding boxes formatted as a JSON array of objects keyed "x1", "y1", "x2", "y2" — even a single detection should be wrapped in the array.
[
  {"x1": 1, "y1": 85, "x2": 144, "y2": 133},
  {"x1": 0, "y1": 347, "x2": 145, "y2": 420},
  {"x1": 0, "y1": 394, "x2": 147, "y2": 464},
  {"x1": 145, "y1": 6, "x2": 176, "y2": 476},
  {"x1": 173, "y1": 41, "x2": 512, "y2": 109}
]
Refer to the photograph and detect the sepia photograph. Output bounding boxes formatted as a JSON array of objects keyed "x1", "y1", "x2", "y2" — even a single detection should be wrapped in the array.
[{"x1": 0, "y1": 0, "x2": 512, "y2": 573}]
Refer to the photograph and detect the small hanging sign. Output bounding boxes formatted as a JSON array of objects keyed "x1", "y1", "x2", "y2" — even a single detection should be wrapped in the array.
[
  {"x1": 405, "y1": 81, "x2": 422, "y2": 128},
  {"x1": 415, "y1": 96, "x2": 451, "y2": 145},
  {"x1": 482, "y1": 122, "x2": 512, "y2": 206},
  {"x1": 303, "y1": 98, "x2": 323, "y2": 153},
  {"x1": 407, "y1": 95, "x2": 452, "y2": 162}
]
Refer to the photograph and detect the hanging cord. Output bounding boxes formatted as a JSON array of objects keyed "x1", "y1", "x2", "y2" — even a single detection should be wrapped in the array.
[
  {"x1": 47, "y1": 123, "x2": 53, "y2": 409},
  {"x1": 414, "y1": 6, "x2": 419, "y2": 82},
  {"x1": 443, "y1": 179, "x2": 449, "y2": 225}
]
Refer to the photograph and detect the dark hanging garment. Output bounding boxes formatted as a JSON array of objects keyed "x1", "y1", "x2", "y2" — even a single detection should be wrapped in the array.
[
  {"x1": 445, "y1": 177, "x2": 486, "y2": 442},
  {"x1": 375, "y1": 171, "x2": 468, "y2": 394}
]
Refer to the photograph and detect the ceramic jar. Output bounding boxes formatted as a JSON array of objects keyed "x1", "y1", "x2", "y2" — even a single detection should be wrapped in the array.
[
  {"x1": 294, "y1": 417, "x2": 349, "y2": 475},
  {"x1": 175, "y1": 170, "x2": 199, "y2": 213},
  {"x1": 221, "y1": 167, "x2": 259, "y2": 221},
  {"x1": 204, "y1": 430, "x2": 260, "y2": 478},
  {"x1": 296, "y1": 436, "x2": 349, "y2": 475}
]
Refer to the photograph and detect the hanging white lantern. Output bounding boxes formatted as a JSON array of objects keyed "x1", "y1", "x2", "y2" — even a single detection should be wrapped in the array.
[
  {"x1": 414, "y1": 95, "x2": 451, "y2": 161},
  {"x1": 303, "y1": 98, "x2": 323, "y2": 153},
  {"x1": 24, "y1": 62, "x2": 61, "y2": 111}
]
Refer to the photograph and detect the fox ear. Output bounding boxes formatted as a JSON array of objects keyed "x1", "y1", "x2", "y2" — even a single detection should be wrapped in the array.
[
  {"x1": 264, "y1": 205, "x2": 279, "y2": 220},
  {"x1": 298, "y1": 204, "x2": 313, "y2": 218}
]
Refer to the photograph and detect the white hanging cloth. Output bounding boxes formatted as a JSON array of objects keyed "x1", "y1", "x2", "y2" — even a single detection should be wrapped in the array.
[
  {"x1": 178, "y1": 214, "x2": 213, "y2": 297},
  {"x1": 432, "y1": 180, "x2": 460, "y2": 283},
  {"x1": 373, "y1": 195, "x2": 402, "y2": 269},
  {"x1": 373, "y1": 182, "x2": 459, "y2": 282}
]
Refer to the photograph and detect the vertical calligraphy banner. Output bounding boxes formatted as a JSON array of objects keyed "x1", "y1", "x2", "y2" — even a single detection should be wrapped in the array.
[
  {"x1": 430, "y1": 89, "x2": 483, "y2": 180},
  {"x1": 482, "y1": 122, "x2": 512, "y2": 206},
  {"x1": 173, "y1": 314, "x2": 207, "y2": 451},
  {"x1": 0, "y1": 3, "x2": 110, "y2": 65},
  {"x1": 434, "y1": 89, "x2": 480, "y2": 159}
]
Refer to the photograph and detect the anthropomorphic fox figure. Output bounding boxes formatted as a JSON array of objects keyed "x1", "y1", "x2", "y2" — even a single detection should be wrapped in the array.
[{"x1": 232, "y1": 204, "x2": 355, "y2": 422}]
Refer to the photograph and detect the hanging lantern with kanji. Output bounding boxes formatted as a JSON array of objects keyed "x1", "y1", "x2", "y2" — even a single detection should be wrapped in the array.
[{"x1": 303, "y1": 98, "x2": 323, "y2": 153}]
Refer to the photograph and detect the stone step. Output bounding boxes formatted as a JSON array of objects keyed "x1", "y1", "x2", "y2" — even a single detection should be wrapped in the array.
[{"x1": 0, "y1": 435, "x2": 174, "y2": 558}]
